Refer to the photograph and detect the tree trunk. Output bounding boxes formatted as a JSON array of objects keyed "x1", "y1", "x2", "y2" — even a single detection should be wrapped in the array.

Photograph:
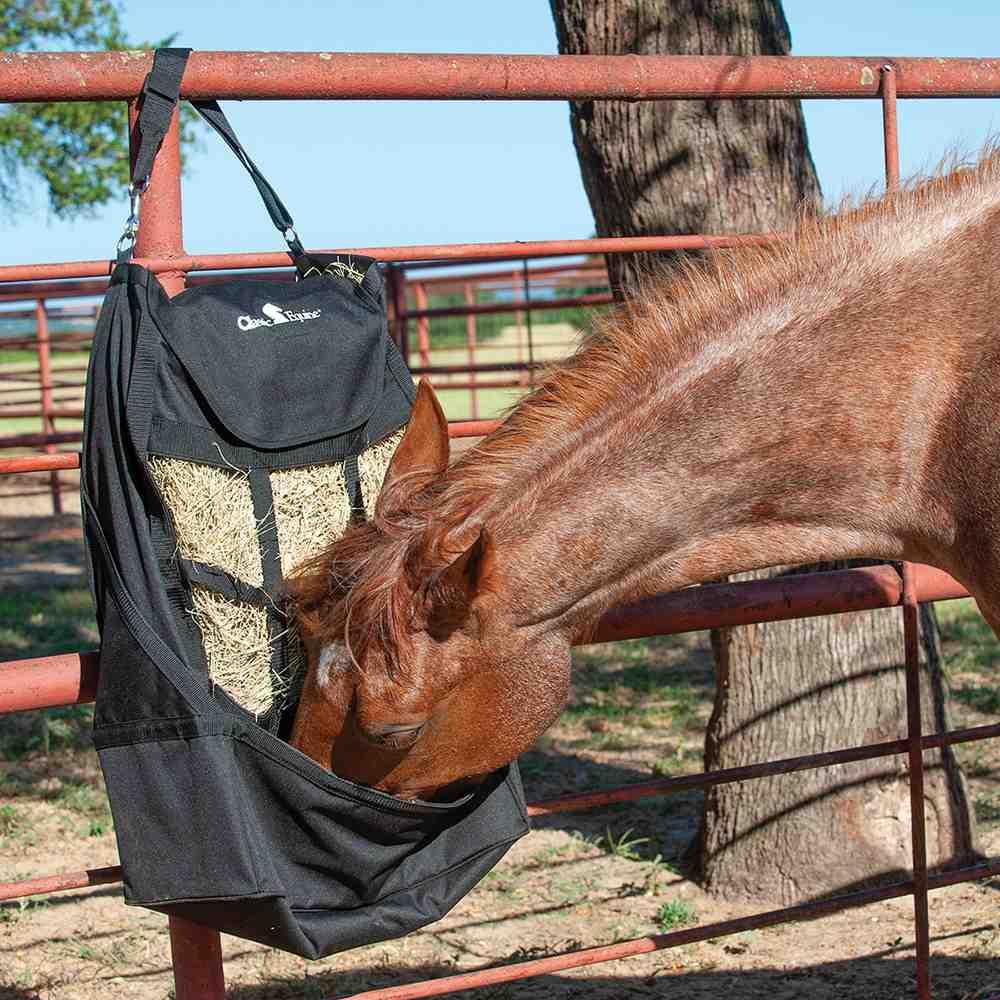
[
  {"x1": 704, "y1": 567, "x2": 976, "y2": 903},
  {"x1": 550, "y1": 0, "x2": 978, "y2": 902},
  {"x1": 550, "y1": 0, "x2": 820, "y2": 297}
]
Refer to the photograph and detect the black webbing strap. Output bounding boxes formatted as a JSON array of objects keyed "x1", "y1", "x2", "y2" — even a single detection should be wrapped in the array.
[
  {"x1": 190, "y1": 101, "x2": 303, "y2": 254},
  {"x1": 247, "y1": 468, "x2": 290, "y2": 732},
  {"x1": 130, "y1": 48, "x2": 191, "y2": 188},
  {"x1": 178, "y1": 558, "x2": 280, "y2": 611},
  {"x1": 123, "y1": 269, "x2": 161, "y2": 457},
  {"x1": 343, "y1": 454, "x2": 365, "y2": 521},
  {"x1": 128, "y1": 48, "x2": 304, "y2": 257},
  {"x1": 249, "y1": 469, "x2": 283, "y2": 595}
]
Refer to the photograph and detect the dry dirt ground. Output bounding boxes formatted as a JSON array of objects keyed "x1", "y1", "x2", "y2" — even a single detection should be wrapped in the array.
[{"x1": 2, "y1": 495, "x2": 1000, "y2": 999}]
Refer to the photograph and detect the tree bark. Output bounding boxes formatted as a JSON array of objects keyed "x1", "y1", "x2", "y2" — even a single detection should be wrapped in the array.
[
  {"x1": 550, "y1": 0, "x2": 978, "y2": 903},
  {"x1": 551, "y1": 0, "x2": 820, "y2": 297},
  {"x1": 704, "y1": 567, "x2": 976, "y2": 903}
]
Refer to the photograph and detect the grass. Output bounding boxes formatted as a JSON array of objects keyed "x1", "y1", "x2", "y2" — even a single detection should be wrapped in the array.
[
  {"x1": 0, "y1": 414, "x2": 84, "y2": 442},
  {"x1": 652, "y1": 746, "x2": 690, "y2": 777},
  {"x1": 434, "y1": 384, "x2": 524, "y2": 422},
  {"x1": 598, "y1": 827, "x2": 651, "y2": 861},
  {"x1": 656, "y1": 898, "x2": 698, "y2": 931},
  {"x1": 0, "y1": 350, "x2": 90, "y2": 365},
  {"x1": 0, "y1": 587, "x2": 97, "y2": 661},
  {"x1": 938, "y1": 598, "x2": 1000, "y2": 675},
  {"x1": 419, "y1": 286, "x2": 606, "y2": 349},
  {"x1": 952, "y1": 685, "x2": 1000, "y2": 715},
  {"x1": 974, "y1": 795, "x2": 1000, "y2": 825},
  {"x1": 55, "y1": 779, "x2": 107, "y2": 816},
  {"x1": 0, "y1": 802, "x2": 21, "y2": 837},
  {"x1": 0, "y1": 587, "x2": 97, "y2": 760},
  {"x1": 562, "y1": 636, "x2": 711, "y2": 731},
  {"x1": 51, "y1": 778, "x2": 114, "y2": 837},
  {"x1": 937, "y1": 599, "x2": 1000, "y2": 739}
]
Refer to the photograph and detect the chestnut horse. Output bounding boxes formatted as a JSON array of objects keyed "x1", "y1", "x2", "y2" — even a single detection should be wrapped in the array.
[{"x1": 289, "y1": 155, "x2": 1000, "y2": 801}]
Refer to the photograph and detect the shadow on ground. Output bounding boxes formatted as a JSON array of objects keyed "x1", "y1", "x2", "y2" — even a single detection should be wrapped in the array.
[{"x1": 227, "y1": 954, "x2": 1000, "y2": 1000}]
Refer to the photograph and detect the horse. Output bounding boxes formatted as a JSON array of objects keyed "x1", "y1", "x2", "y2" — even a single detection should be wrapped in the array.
[{"x1": 288, "y1": 153, "x2": 1000, "y2": 802}]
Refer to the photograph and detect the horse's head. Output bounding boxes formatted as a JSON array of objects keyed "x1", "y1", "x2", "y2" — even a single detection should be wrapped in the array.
[{"x1": 288, "y1": 381, "x2": 571, "y2": 800}]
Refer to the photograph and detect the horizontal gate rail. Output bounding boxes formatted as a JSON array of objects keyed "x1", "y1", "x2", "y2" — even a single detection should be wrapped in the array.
[
  {"x1": 0, "y1": 234, "x2": 769, "y2": 283},
  {"x1": 0, "y1": 561, "x2": 972, "y2": 712},
  {"x1": 3, "y1": 52, "x2": 1000, "y2": 102},
  {"x1": 0, "y1": 452, "x2": 82, "y2": 473}
]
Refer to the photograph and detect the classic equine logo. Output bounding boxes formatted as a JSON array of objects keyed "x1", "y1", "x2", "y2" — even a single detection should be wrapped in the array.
[{"x1": 237, "y1": 302, "x2": 322, "y2": 332}]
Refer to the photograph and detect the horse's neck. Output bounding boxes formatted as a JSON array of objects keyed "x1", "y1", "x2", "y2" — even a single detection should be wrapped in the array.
[{"x1": 466, "y1": 231, "x2": 994, "y2": 640}]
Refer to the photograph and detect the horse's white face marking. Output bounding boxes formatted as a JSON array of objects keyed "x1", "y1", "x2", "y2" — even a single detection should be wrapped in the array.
[{"x1": 316, "y1": 643, "x2": 351, "y2": 689}]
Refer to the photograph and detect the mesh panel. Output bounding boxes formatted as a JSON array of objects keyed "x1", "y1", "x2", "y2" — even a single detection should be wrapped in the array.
[{"x1": 147, "y1": 429, "x2": 404, "y2": 718}]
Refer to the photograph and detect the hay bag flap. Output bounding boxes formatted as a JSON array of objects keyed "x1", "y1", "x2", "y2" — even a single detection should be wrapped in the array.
[{"x1": 80, "y1": 46, "x2": 528, "y2": 961}]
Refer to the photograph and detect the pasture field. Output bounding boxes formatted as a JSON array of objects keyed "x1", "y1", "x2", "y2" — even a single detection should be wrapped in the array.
[{"x1": 1, "y1": 495, "x2": 1000, "y2": 999}]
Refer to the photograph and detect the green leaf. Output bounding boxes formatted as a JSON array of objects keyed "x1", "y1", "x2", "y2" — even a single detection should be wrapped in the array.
[{"x1": 0, "y1": 2, "x2": 199, "y2": 220}]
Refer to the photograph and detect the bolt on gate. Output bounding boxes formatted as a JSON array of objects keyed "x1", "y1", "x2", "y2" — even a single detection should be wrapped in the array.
[{"x1": 2, "y1": 51, "x2": 1000, "y2": 1000}]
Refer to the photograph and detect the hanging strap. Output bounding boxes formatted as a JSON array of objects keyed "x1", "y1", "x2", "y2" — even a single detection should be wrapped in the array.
[
  {"x1": 130, "y1": 47, "x2": 190, "y2": 188},
  {"x1": 121, "y1": 47, "x2": 304, "y2": 260},
  {"x1": 189, "y1": 101, "x2": 302, "y2": 253}
]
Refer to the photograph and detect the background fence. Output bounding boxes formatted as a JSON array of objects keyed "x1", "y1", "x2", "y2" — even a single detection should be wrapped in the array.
[{"x1": 0, "y1": 255, "x2": 609, "y2": 512}]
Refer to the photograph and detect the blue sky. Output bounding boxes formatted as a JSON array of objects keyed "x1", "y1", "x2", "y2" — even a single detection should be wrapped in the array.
[{"x1": 4, "y1": 2, "x2": 1000, "y2": 267}]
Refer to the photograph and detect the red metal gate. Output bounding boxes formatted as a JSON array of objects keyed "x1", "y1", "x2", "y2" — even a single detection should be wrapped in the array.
[{"x1": 2, "y1": 51, "x2": 1000, "y2": 999}]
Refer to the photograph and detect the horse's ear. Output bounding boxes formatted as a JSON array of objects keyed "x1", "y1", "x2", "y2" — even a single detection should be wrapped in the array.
[
  {"x1": 378, "y1": 380, "x2": 450, "y2": 513},
  {"x1": 423, "y1": 526, "x2": 494, "y2": 637}
]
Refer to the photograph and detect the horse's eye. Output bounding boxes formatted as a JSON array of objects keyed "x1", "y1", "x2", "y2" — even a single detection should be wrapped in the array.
[{"x1": 364, "y1": 722, "x2": 425, "y2": 750}]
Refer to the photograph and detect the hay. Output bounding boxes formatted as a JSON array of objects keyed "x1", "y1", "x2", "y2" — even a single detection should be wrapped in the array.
[
  {"x1": 148, "y1": 455, "x2": 263, "y2": 586},
  {"x1": 149, "y1": 425, "x2": 406, "y2": 718},
  {"x1": 270, "y1": 462, "x2": 351, "y2": 576},
  {"x1": 188, "y1": 586, "x2": 287, "y2": 716},
  {"x1": 358, "y1": 428, "x2": 404, "y2": 517}
]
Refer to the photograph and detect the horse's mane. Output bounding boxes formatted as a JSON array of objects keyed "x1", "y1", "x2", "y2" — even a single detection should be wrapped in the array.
[{"x1": 290, "y1": 149, "x2": 1000, "y2": 678}]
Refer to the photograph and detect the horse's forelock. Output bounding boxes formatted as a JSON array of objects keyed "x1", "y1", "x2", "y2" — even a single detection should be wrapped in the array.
[{"x1": 290, "y1": 470, "x2": 460, "y2": 686}]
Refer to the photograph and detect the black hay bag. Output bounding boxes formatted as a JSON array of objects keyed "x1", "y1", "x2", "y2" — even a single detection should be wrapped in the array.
[{"x1": 80, "y1": 48, "x2": 529, "y2": 960}]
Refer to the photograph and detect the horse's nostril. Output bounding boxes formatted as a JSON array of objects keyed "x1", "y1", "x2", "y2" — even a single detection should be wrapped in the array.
[{"x1": 365, "y1": 722, "x2": 425, "y2": 750}]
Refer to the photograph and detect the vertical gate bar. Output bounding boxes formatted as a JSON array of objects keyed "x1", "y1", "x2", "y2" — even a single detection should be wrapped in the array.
[
  {"x1": 34, "y1": 299, "x2": 61, "y2": 514},
  {"x1": 128, "y1": 93, "x2": 227, "y2": 998},
  {"x1": 385, "y1": 265, "x2": 399, "y2": 350},
  {"x1": 522, "y1": 260, "x2": 535, "y2": 385},
  {"x1": 511, "y1": 267, "x2": 525, "y2": 374},
  {"x1": 387, "y1": 264, "x2": 410, "y2": 364},
  {"x1": 397, "y1": 266, "x2": 410, "y2": 365},
  {"x1": 168, "y1": 916, "x2": 227, "y2": 1000},
  {"x1": 902, "y1": 561, "x2": 932, "y2": 1000},
  {"x1": 464, "y1": 281, "x2": 478, "y2": 419},
  {"x1": 882, "y1": 64, "x2": 901, "y2": 193},
  {"x1": 129, "y1": 102, "x2": 186, "y2": 297},
  {"x1": 414, "y1": 282, "x2": 431, "y2": 367},
  {"x1": 883, "y1": 66, "x2": 929, "y2": 998}
]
